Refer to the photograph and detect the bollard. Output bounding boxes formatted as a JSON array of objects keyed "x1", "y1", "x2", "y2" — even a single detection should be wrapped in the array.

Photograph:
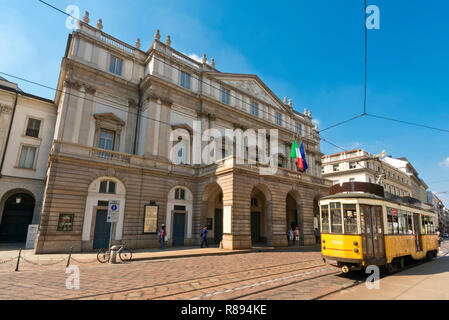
[
  {"x1": 109, "y1": 245, "x2": 120, "y2": 264},
  {"x1": 15, "y1": 248, "x2": 22, "y2": 272},
  {"x1": 66, "y1": 247, "x2": 72, "y2": 268}
]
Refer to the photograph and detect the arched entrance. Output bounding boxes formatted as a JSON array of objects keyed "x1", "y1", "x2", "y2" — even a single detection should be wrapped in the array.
[
  {"x1": 250, "y1": 185, "x2": 270, "y2": 245},
  {"x1": 0, "y1": 193, "x2": 35, "y2": 243},
  {"x1": 202, "y1": 182, "x2": 224, "y2": 245},
  {"x1": 82, "y1": 177, "x2": 126, "y2": 250},
  {"x1": 286, "y1": 190, "x2": 302, "y2": 245},
  {"x1": 166, "y1": 186, "x2": 193, "y2": 246}
]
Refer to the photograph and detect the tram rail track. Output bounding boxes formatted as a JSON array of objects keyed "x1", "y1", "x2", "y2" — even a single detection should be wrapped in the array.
[{"x1": 69, "y1": 258, "x2": 325, "y2": 300}]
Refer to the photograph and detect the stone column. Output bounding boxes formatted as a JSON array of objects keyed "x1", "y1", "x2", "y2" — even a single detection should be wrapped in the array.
[
  {"x1": 221, "y1": 175, "x2": 251, "y2": 250},
  {"x1": 265, "y1": 200, "x2": 273, "y2": 246}
]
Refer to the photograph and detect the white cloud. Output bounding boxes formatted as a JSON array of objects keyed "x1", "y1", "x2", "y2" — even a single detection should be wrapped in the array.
[{"x1": 440, "y1": 157, "x2": 449, "y2": 167}]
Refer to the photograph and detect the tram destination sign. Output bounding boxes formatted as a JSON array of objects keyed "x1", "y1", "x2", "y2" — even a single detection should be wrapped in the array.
[{"x1": 107, "y1": 200, "x2": 120, "y2": 223}]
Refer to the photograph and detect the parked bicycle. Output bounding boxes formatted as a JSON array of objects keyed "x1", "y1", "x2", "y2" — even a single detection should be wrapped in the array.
[{"x1": 97, "y1": 242, "x2": 133, "y2": 263}]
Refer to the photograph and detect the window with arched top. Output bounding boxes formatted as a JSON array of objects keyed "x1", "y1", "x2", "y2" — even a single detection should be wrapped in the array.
[
  {"x1": 174, "y1": 188, "x2": 186, "y2": 200},
  {"x1": 99, "y1": 180, "x2": 116, "y2": 194}
]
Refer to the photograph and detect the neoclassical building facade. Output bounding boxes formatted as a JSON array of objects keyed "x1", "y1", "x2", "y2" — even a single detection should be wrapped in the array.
[{"x1": 34, "y1": 14, "x2": 330, "y2": 253}]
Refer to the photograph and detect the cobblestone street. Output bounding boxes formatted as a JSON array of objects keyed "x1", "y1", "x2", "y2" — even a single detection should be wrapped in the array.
[
  {"x1": 0, "y1": 248, "x2": 361, "y2": 300},
  {"x1": 1, "y1": 242, "x2": 448, "y2": 300}
]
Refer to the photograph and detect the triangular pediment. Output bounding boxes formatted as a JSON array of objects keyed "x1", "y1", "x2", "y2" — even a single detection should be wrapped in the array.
[
  {"x1": 93, "y1": 113, "x2": 126, "y2": 126},
  {"x1": 206, "y1": 73, "x2": 290, "y2": 112}
]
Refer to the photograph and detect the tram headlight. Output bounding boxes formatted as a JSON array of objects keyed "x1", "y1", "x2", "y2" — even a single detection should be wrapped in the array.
[
  {"x1": 323, "y1": 245, "x2": 326, "y2": 250},
  {"x1": 353, "y1": 241, "x2": 358, "y2": 246},
  {"x1": 353, "y1": 248, "x2": 359, "y2": 253},
  {"x1": 322, "y1": 239, "x2": 325, "y2": 244}
]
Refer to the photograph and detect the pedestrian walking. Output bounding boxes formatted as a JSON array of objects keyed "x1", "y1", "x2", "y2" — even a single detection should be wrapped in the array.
[
  {"x1": 293, "y1": 227, "x2": 300, "y2": 246},
  {"x1": 314, "y1": 228, "x2": 321, "y2": 244},
  {"x1": 158, "y1": 224, "x2": 166, "y2": 249},
  {"x1": 201, "y1": 226, "x2": 208, "y2": 248}
]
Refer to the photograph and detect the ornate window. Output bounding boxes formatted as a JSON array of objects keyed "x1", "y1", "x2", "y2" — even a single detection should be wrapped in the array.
[
  {"x1": 93, "y1": 113, "x2": 125, "y2": 152},
  {"x1": 109, "y1": 56, "x2": 123, "y2": 75}
]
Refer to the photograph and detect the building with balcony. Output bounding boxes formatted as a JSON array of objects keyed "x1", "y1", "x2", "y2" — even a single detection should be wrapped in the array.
[
  {"x1": 34, "y1": 14, "x2": 330, "y2": 253},
  {"x1": 0, "y1": 77, "x2": 56, "y2": 243},
  {"x1": 321, "y1": 149, "x2": 429, "y2": 207},
  {"x1": 426, "y1": 191, "x2": 446, "y2": 233}
]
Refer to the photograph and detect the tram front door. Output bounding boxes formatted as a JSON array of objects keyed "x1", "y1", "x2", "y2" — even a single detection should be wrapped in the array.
[{"x1": 360, "y1": 205, "x2": 385, "y2": 262}]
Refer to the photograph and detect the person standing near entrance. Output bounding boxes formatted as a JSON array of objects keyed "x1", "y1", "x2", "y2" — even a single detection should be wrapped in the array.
[
  {"x1": 288, "y1": 227, "x2": 294, "y2": 246},
  {"x1": 201, "y1": 226, "x2": 208, "y2": 248},
  {"x1": 293, "y1": 227, "x2": 300, "y2": 246},
  {"x1": 314, "y1": 228, "x2": 321, "y2": 244},
  {"x1": 158, "y1": 224, "x2": 166, "y2": 249}
]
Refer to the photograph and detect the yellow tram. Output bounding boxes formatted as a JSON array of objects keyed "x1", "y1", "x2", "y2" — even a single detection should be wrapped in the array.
[{"x1": 319, "y1": 182, "x2": 438, "y2": 273}]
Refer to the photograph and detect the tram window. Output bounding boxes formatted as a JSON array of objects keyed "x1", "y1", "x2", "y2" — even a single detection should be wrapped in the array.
[
  {"x1": 343, "y1": 204, "x2": 358, "y2": 234},
  {"x1": 321, "y1": 205, "x2": 330, "y2": 233},
  {"x1": 330, "y1": 202, "x2": 342, "y2": 233},
  {"x1": 387, "y1": 207, "x2": 399, "y2": 234},
  {"x1": 422, "y1": 216, "x2": 436, "y2": 234},
  {"x1": 398, "y1": 210, "x2": 407, "y2": 234},
  {"x1": 406, "y1": 212, "x2": 413, "y2": 234}
]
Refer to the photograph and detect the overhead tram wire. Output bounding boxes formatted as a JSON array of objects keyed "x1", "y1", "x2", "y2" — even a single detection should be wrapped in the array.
[
  {"x1": 31, "y1": 1, "x2": 449, "y2": 136},
  {"x1": 365, "y1": 113, "x2": 449, "y2": 134}
]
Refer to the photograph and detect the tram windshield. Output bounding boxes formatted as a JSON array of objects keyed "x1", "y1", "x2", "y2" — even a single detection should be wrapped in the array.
[{"x1": 321, "y1": 202, "x2": 359, "y2": 234}]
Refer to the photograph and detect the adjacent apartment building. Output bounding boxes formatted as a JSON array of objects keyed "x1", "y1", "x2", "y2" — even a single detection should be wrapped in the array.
[
  {"x1": 321, "y1": 149, "x2": 429, "y2": 205},
  {"x1": 0, "y1": 77, "x2": 56, "y2": 242},
  {"x1": 427, "y1": 191, "x2": 448, "y2": 233},
  {"x1": 25, "y1": 14, "x2": 331, "y2": 253}
]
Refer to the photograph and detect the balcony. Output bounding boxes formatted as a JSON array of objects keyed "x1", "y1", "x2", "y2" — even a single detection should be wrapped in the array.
[{"x1": 51, "y1": 141, "x2": 331, "y2": 187}]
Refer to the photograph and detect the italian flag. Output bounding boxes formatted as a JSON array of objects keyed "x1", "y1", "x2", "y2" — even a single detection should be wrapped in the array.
[{"x1": 291, "y1": 140, "x2": 308, "y2": 172}]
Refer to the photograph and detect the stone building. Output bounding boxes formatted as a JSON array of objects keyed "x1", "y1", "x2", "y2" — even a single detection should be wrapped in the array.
[
  {"x1": 322, "y1": 149, "x2": 429, "y2": 204},
  {"x1": 0, "y1": 77, "x2": 56, "y2": 243},
  {"x1": 427, "y1": 192, "x2": 448, "y2": 233},
  {"x1": 34, "y1": 14, "x2": 330, "y2": 253}
]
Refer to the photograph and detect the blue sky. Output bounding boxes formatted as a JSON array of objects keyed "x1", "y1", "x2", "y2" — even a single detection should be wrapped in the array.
[{"x1": 1, "y1": 0, "x2": 448, "y2": 205}]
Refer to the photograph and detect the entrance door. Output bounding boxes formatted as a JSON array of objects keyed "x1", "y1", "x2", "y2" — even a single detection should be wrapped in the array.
[
  {"x1": 172, "y1": 213, "x2": 185, "y2": 246},
  {"x1": 360, "y1": 205, "x2": 385, "y2": 260},
  {"x1": 413, "y1": 213, "x2": 422, "y2": 251},
  {"x1": 0, "y1": 193, "x2": 35, "y2": 243},
  {"x1": 214, "y1": 209, "x2": 223, "y2": 244},
  {"x1": 93, "y1": 209, "x2": 111, "y2": 249},
  {"x1": 371, "y1": 206, "x2": 385, "y2": 259},
  {"x1": 251, "y1": 212, "x2": 261, "y2": 243}
]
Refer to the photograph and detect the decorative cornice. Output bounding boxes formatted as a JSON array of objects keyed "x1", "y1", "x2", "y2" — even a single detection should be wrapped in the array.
[{"x1": 93, "y1": 112, "x2": 126, "y2": 126}]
